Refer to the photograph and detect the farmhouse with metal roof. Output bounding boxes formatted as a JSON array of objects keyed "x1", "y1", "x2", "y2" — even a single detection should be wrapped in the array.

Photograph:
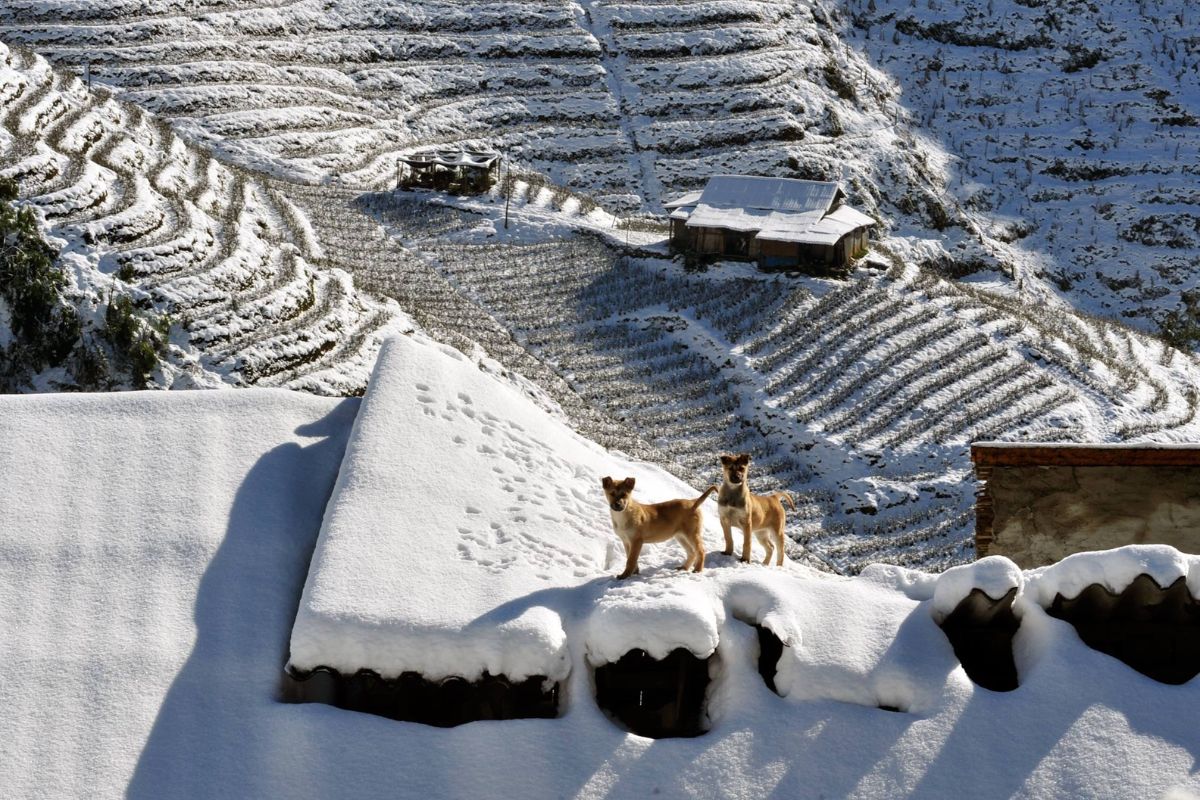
[
  {"x1": 398, "y1": 148, "x2": 501, "y2": 194},
  {"x1": 665, "y1": 176, "x2": 874, "y2": 273}
]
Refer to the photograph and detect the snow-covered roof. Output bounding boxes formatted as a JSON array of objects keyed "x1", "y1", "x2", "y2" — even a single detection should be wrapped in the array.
[
  {"x1": 1, "y1": 337, "x2": 1199, "y2": 798},
  {"x1": 289, "y1": 334, "x2": 722, "y2": 682},
  {"x1": 670, "y1": 175, "x2": 873, "y2": 245},
  {"x1": 765, "y1": 203, "x2": 878, "y2": 245},
  {"x1": 400, "y1": 149, "x2": 500, "y2": 169},
  {"x1": 663, "y1": 189, "x2": 703, "y2": 210}
]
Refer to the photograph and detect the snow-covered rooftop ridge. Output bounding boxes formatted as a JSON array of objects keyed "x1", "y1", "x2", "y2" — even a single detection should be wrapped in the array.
[
  {"x1": 914, "y1": 546, "x2": 1200, "y2": 610},
  {"x1": 931, "y1": 556, "x2": 1024, "y2": 622},
  {"x1": 288, "y1": 333, "x2": 730, "y2": 682}
]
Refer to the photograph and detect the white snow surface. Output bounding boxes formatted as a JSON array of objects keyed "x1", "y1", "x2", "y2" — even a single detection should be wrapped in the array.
[
  {"x1": 1, "y1": 335, "x2": 1200, "y2": 798},
  {"x1": 932, "y1": 555, "x2": 1025, "y2": 622},
  {"x1": 1025, "y1": 544, "x2": 1200, "y2": 607}
]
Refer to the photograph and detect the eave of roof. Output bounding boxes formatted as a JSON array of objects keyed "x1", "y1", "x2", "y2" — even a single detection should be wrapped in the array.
[{"x1": 972, "y1": 442, "x2": 1200, "y2": 467}]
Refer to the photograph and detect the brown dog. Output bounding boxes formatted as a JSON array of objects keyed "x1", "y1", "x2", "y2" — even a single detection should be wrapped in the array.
[
  {"x1": 717, "y1": 454, "x2": 795, "y2": 566},
  {"x1": 601, "y1": 476, "x2": 716, "y2": 579}
]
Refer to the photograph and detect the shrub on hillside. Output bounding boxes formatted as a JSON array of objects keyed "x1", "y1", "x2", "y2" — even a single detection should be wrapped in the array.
[
  {"x1": 0, "y1": 177, "x2": 85, "y2": 388},
  {"x1": 102, "y1": 292, "x2": 168, "y2": 388},
  {"x1": 0, "y1": 177, "x2": 166, "y2": 391}
]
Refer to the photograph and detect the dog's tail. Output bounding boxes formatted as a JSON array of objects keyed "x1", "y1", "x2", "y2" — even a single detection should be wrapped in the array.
[
  {"x1": 690, "y1": 485, "x2": 718, "y2": 512},
  {"x1": 775, "y1": 491, "x2": 796, "y2": 511}
]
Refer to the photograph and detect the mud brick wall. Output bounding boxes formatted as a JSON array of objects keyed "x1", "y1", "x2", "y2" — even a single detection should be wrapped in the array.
[{"x1": 972, "y1": 445, "x2": 1200, "y2": 568}]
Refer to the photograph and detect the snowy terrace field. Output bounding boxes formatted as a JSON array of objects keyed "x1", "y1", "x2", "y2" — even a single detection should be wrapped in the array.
[
  {"x1": 843, "y1": 0, "x2": 1200, "y2": 335},
  {"x1": 335, "y1": 192, "x2": 1200, "y2": 572},
  {"x1": 0, "y1": 42, "x2": 408, "y2": 393},
  {"x1": 1, "y1": 0, "x2": 1199, "y2": 572},
  {"x1": 0, "y1": 0, "x2": 935, "y2": 211},
  {"x1": 2, "y1": 0, "x2": 1197, "y2": 334}
]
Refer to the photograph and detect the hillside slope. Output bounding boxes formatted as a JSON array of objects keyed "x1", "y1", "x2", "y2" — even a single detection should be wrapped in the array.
[
  {"x1": 2, "y1": 0, "x2": 1196, "y2": 343},
  {"x1": 2, "y1": 2, "x2": 1199, "y2": 571},
  {"x1": 845, "y1": 0, "x2": 1200, "y2": 341},
  {"x1": 0, "y1": 42, "x2": 407, "y2": 392}
]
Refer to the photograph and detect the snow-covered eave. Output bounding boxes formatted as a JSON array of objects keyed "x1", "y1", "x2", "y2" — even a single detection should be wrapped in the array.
[
  {"x1": 1025, "y1": 545, "x2": 1200, "y2": 605},
  {"x1": 685, "y1": 202, "x2": 875, "y2": 245},
  {"x1": 663, "y1": 190, "x2": 702, "y2": 210}
]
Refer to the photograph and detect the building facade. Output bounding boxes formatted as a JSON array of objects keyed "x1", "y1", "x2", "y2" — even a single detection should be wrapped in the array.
[
  {"x1": 665, "y1": 175, "x2": 874, "y2": 273},
  {"x1": 972, "y1": 443, "x2": 1200, "y2": 568}
]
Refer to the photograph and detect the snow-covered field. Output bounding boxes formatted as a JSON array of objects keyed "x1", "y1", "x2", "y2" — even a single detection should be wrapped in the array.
[
  {"x1": 1, "y1": 332, "x2": 1198, "y2": 799},
  {"x1": 845, "y1": 0, "x2": 1200, "y2": 334},
  {"x1": 2, "y1": 0, "x2": 1199, "y2": 569}
]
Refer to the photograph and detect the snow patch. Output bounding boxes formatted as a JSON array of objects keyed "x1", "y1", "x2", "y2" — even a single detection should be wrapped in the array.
[
  {"x1": 932, "y1": 555, "x2": 1024, "y2": 622},
  {"x1": 1025, "y1": 545, "x2": 1200, "y2": 607}
]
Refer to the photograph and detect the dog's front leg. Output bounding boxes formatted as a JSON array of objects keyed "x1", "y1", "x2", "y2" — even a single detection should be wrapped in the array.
[
  {"x1": 720, "y1": 517, "x2": 734, "y2": 556},
  {"x1": 617, "y1": 538, "x2": 643, "y2": 579},
  {"x1": 741, "y1": 523, "x2": 754, "y2": 563}
]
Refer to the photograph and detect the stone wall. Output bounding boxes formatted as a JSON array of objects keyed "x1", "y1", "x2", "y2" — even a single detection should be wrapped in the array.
[{"x1": 972, "y1": 445, "x2": 1200, "y2": 568}]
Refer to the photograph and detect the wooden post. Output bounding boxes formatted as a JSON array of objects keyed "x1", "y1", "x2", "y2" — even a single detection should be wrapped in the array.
[
  {"x1": 974, "y1": 465, "x2": 994, "y2": 559},
  {"x1": 503, "y1": 158, "x2": 510, "y2": 229}
]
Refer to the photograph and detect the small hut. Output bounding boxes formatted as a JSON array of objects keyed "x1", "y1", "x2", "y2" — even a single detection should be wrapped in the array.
[
  {"x1": 398, "y1": 149, "x2": 501, "y2": 195},
  {"x1": 664, "y1": 175, "x2": 874, "y2": 273}
]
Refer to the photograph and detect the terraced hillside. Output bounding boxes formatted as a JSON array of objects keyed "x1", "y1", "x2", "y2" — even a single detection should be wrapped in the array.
[
  {"x1": 0, "y1": 0, "x2": 641, "y2": 206},
  {"x1": 0, "y1": 0, "x2": 947, "y2": 219},
  {"x1": 4, "y1": 0, "x2": 1197, "y2": 345},
  {"x1": 0, "y1": 42, "x2": 405, "y2": 393},
  {"x1": 336, "y1": 193, "x2": 1200, "y2": 572},
  {"x1": 844, "y1": 0, "x2": 1200, "y2": 338}
]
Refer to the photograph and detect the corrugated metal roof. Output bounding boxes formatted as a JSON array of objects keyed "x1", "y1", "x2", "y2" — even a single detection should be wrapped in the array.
[
  {"x1": 400, "y1": 149, "x2": 500, "y2": 169},
  {"x1": 697, "y1": 175, "x2": 840, "y2": 213}
]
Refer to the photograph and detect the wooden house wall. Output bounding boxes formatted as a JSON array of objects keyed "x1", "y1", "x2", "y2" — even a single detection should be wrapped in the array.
[{"x1": 676, "y1": 223, "x2": 871, "y2": 270}]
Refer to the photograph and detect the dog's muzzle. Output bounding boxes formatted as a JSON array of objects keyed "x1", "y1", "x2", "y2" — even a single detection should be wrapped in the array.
[{"x1": 611, "y1": 502, "x2": 625, "y2": 512}]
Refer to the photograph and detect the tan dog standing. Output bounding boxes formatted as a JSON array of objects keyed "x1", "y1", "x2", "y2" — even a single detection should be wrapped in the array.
[
  {"x1": 601, "y1": 476, "x2": 716, "y2": 579},
  {"x1": 717, "y1": 453, "x2": 795, "y2": 566}
]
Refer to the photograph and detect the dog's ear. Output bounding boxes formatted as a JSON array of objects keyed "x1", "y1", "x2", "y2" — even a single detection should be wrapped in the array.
[
  {"x1": 719, "y1": 454, "x2": 732, "y2": 466},
  {"x1": 621, "y1": 477, "x2": 636, "y2": 491},
  {"x1": 601, "y1": 476, "x2": 614, "y2": 489},
  {"x1": 736, "y1": 453, "x2": 751, "y2": 465}
]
